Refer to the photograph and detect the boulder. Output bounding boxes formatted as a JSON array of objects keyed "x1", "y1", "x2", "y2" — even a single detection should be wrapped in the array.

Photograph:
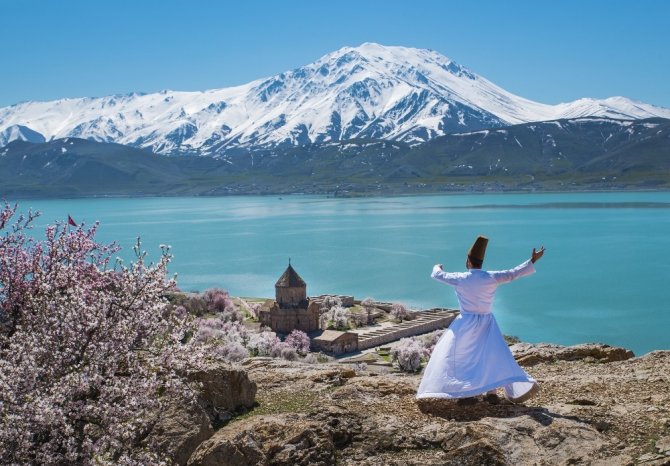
[
  {"x1": 149, "y1": 362, "x2": 257, "y2": 465},
  {"x1": 150, "y1": 398, "x2": 214, "y2": 466},
  {"x1": 187, "y1": 414, "x2": 336, "y2": 466},
  {"x1": 511, "y1": 342, "x2": 634, "y2": 366},
  {"x1": 188, "y1": 363, "x2": 257, "y2": 426}
]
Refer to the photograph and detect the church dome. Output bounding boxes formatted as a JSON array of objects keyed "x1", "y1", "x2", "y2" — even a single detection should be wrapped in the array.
[
  {"x1": 275, "y1": 263, "x2": 306, "y2": 288},
  {"x1": 275, "y1": 262, "x2": 307, "y2": 308}
]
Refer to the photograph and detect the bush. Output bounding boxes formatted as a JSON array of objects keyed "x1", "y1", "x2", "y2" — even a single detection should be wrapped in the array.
[
  {"x1": 303, "y1": 353, "x2": 319, "y2": 364},
  {"x1": 360, "y1": 297, "x2": 375, "y2": 309},
  {"x1": 243, "y1": 300, "x2": 262, "y2": 321},
  {"x1": 175, "y1": 293, "x2": 209, "y2": 317},
  {"x1": 349, "y1": 311, "x2": 368, "y2": 328},
  {"x1": 416, "y1": 329, "x2": 446, "y2": 359},
  {"x1": 319, "y1": 295, "x2": 342, "y2": 315},
  {"x1": 280, "y1": 346, "x2": 299, "y2": 361},
  {"x1": 193, "y1": 317, "x2": 249, "y2": 348},
  {"x1": 391, "y1": 338, "x2": 423, "y2": 372},
  {"x1": 353, "y1": 362, "x2": 368, "y2": 372},
  {"x1": 303, "y1": 352, "x2": 333, "y2": 364},
  {"x1": 360, "y1": 297, "x2": 376, "y2": 325},
  {"x1": 0, "y1": 203, "x2": 201, "y2": 464},
  {"x1": 504, "y1": 334, "x2": 521, "y2": 345},
  {"x1": 171, "y1": 288, "x2": 241, "y2": 321},
  {"x1": 284, "y1": 330, "x2": 311, "y2": 355},
  {"x1": 247, "y1": 330, "x2": 283, "y2": 357},
  {"x1": 390, "y1": 303, "x2": 413, "y2": 322},
  {"x1": 321, "y1": 305, "x2": 350, "y2": 330},
  {"x1": 212, "y1": 341, "x2": 249, "y2": 362}
]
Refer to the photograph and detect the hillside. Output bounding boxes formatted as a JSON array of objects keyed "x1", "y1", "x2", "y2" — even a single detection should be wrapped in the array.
[
  {"x1": 1, "y1": 117, "x2": 668, "y2": 198},
  {"x1": 0, "y1": 138, "x2": 241, "y2": 198},
  {"x1": 169, "y1": 344, "x2": 670, "y2": 465}
]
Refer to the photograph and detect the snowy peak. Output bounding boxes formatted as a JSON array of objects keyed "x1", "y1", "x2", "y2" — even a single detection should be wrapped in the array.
[
  {"x1": 1, "y1": 43, "x2": 669, "y2": 155},
  {"x1": 0, "y1": 124, "x2": 46, "y2": 147},
  {"x1": 554, "y1": 96, "x2": 670, "y2": 120}
]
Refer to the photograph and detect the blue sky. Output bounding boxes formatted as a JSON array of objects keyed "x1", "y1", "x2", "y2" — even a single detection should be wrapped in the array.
[{"x1": 1, "y1": 0, "x2": 668, "y2": 108}]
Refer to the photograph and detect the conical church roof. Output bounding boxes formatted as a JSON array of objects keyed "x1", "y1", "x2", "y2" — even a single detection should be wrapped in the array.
[{"x1": 275, "y1": 263, "x2": 306, "y2": 288}]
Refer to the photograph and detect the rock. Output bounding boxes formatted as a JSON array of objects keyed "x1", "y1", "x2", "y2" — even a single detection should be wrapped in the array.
[
  {"x1": 187, "y1": 414, "x2": 336, "y2": 466},
  {"x1": 637, "y1": 452, "x2": 664, "y2": 462},
  {"x1": 656, "y1": 435, "x2": 670, "y2": 454},
  {"x1": 180, "y1": 346, "x2": 669, "y2": 465},
  {"x1": 511, "y1": 343, "x2": 635, "y2": 366},
  {"x1": 148, "y1": 362, "x2": 257, "y2": 465},
  {"x1": 188, "y1": 363, "x2": 257, "y2": 426},
  {"x1": 150, "y1": 398, "x2": 214, "y2": 466},
  {"x1": 443, "y1": 439, "x2": 507, "y2": 465}
]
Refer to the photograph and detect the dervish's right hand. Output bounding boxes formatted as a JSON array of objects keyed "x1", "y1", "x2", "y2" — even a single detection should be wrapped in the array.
[{"x1": 531, "y1": 246, "x2": 545, "y2": 263}]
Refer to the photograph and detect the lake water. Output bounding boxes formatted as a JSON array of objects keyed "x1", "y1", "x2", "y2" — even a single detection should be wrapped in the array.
[{"x1": 9, "y1": 192, "x2": 670, "y2": 356}]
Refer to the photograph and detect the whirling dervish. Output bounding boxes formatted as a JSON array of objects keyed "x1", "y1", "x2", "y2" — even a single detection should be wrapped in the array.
[{"x1": 416, "y1": 236, "x2": 545, "y2": 403}]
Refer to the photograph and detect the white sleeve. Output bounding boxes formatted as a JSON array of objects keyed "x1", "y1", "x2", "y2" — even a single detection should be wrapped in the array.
[
  {"x1": 489, "y1": 259, "x2": 536, "y2": 284},
  {"x1": 430, "y1": 264, "x2": 464, "y2": 286}
]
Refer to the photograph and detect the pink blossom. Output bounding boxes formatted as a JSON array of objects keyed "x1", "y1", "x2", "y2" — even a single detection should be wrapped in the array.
[
  {"x1": 390, "y1": 338, "x2": 423, "y2": 372},
  {"x1": 247, "y1": 330, "x2": 282, "y2": 357},
  {"x1": 0, "y1": 203, "x2": 205, "y2": 464},
  {"x1": 284, "y1": 330, "x2": 311, "y2": 355},
  {"x1": 390, "y1": 302, "x2": 413, "y2": 322}
]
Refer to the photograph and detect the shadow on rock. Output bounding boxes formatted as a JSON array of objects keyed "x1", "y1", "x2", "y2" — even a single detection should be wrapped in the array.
[{"x1": 416, "y1": 397, "x2": 592, "y2": 427}]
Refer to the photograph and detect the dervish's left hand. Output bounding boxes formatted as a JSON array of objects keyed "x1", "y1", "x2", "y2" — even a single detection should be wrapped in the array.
[{"x1": 531, "y1": 246, "x2": 545, "y2": 263}]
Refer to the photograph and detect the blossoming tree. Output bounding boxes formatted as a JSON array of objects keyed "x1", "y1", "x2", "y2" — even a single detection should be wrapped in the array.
[{"x1": 0, "y1": 203, "x2": 202, "y2": 464}]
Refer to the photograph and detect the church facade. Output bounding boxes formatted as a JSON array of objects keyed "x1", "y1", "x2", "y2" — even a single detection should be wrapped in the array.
[{"x1": 258, "y1": 262, "x2": 320, "y2": 334}]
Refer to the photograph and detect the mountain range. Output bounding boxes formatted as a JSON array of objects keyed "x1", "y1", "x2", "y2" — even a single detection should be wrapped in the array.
[
  {"x1": 2, "y1": 117, "x2": 668, "y2": 197},
  {"x1": 2, "y1": 43, "x2": 670, "y2": 157}
]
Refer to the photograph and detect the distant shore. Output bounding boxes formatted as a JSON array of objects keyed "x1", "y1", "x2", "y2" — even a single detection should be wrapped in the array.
[{"x1": 4, "y1": 185, "x2": 670, "y2": 201}]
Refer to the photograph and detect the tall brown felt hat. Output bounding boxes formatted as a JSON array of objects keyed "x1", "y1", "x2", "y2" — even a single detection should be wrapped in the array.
[{"x1": 468, "y1": 236, "x2": 489, "y2": 263}]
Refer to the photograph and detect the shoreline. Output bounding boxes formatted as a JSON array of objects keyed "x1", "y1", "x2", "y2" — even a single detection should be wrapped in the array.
[
  {"x1": 4, "y1": 186, "x2": 670, "y2": 202},
  {"x1": 235, "y1": 295, "x2": 669, "y2": 358}
]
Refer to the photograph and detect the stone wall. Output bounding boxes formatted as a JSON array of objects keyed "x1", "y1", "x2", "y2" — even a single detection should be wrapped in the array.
[
  {"x1": 276, "y1": 286, "x2": 307, "y2": 308},
  {"x1": 311, "y1": 331, "x2": 359, "y2": 355},
  {"x1": 259, "y1": 300, "x2": 319, "y2": 334},
  {"x1": 356, "y1": 310, "x2": 457, "y2": 351},
  {"x1": 312, "y1": 295, "x2": 355, "y2": 307}
]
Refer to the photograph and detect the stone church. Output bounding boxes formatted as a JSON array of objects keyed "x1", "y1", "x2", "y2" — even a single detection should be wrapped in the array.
[{"x1": 258, "y1": 262, "x2": 320, "y2": 334}]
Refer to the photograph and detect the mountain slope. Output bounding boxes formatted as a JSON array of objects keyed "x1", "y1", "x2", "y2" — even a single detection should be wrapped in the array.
[
  {"x1": 0, "y1": 138, "x2": 243, "y2": 197},
  {"x1": 403, "y1": 117, "x2": 670, "y2": 177},
  {"x1": 1, "y1": 43, "x2": 669, "y2": 156},
  {"x1": 0, "y1": 124, "x2": 46, "y2": 146},
  {"x1": 2, "y1": 117, "x2": 668, "y2": 197}
]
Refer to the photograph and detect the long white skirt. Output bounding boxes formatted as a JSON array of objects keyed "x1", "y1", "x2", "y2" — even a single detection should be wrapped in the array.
[{"x1": 416, "y1": 312, "x2": 537, "y2": 400}]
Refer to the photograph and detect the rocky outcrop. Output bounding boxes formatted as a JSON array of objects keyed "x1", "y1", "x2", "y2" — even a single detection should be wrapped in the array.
[
  {"x1": 151, "y1": 398, "x2": 214, "y2": 466},
  {"x1": 188, "y1": 414, "x2": 337, "y2": 466},
  {"x1": 188, "y1": 364, "x2": 257, "y2": 426},
  {"x1": 148, "y1": 362, "x2": 257, "y2": 465},
  {"x1": 185, "y1": 346, "x2": 670, "y2": 465},
  {"x1": 510, "y1": 342, "x2": 635, "y2": 366}
]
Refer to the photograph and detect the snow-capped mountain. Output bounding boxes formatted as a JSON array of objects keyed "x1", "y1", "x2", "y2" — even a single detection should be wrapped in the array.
[
  {"x1": 1, "y1": 42, "x2": 669, "y2": 155},
  {"x1": 0, "y1": 124, "x2": 46, "y2": 147}
]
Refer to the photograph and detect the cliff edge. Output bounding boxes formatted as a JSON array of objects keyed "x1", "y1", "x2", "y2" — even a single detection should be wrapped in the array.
[{"x1": 185, "y1": 343, "x2": 669, "y2": 465}]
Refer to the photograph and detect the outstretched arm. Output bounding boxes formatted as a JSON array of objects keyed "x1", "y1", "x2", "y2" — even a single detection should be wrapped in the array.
[
  {"x1": 491, "y1": 246, "x2": 546, "y2": 284},
  {"x1": 531, "y1": 246, "x2": 545, "y2": 264},
  {"x1": 431, "y1": 264, "x2": 465, "y2": 286}
]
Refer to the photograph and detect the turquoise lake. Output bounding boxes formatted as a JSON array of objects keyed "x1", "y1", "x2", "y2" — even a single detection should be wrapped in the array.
[{"x1": 10, "y1": 192, "x2": 670, "y2": 356}]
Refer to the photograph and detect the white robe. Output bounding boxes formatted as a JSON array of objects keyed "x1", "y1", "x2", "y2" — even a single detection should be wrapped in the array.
[{"x1": 416, "y1": 260, "x2": 538, "y2": 400}]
